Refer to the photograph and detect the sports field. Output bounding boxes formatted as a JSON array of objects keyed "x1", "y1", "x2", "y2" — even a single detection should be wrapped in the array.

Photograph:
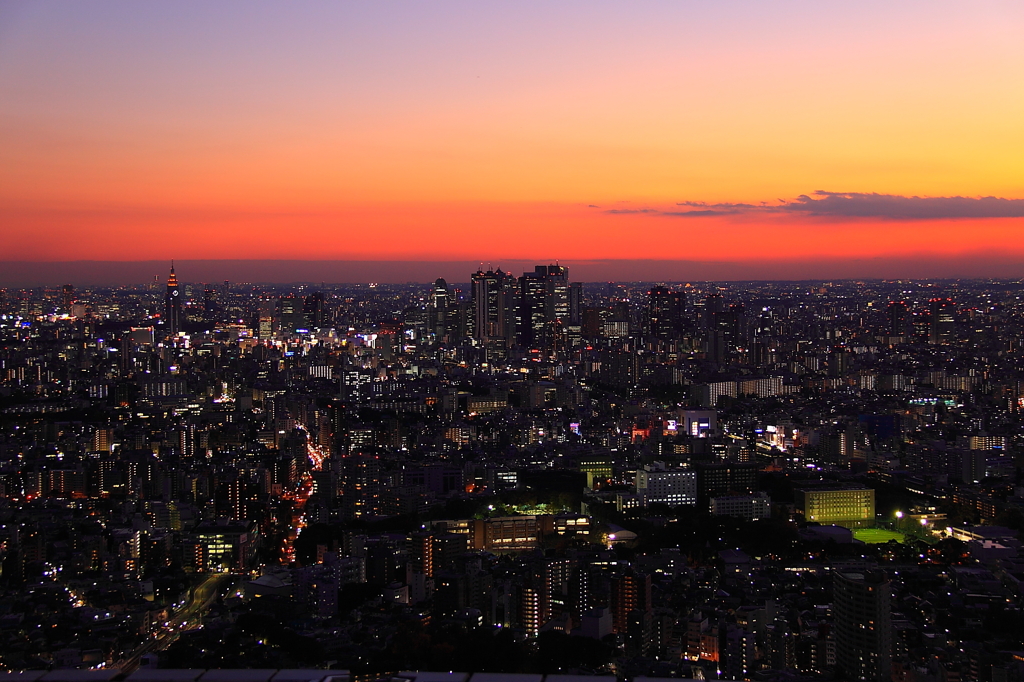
[{"x1": 853, "y1": 528, "x2": 907, "y2": 544}]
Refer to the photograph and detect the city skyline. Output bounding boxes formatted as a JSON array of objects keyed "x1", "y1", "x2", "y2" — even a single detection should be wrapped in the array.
[
  {"x1": 4, "y1": 5, "x2": 1024, "y2": 675},
  {"x1": 2, "y1": 2, "x2": 1024, "y2": 274}
]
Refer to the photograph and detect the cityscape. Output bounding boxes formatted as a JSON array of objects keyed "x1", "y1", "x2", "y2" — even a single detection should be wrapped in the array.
[
  {"x1": 1, "y1": 266, "x2": 1023, "y2": 682},
  {"x1": 3, "y1": 3, "x2": 1024, "y2": 682}
]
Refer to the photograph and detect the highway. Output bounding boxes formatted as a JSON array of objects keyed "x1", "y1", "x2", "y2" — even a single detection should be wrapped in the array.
[{"x1": 117, "y1": 572, "x2": 231, "y2": 674}]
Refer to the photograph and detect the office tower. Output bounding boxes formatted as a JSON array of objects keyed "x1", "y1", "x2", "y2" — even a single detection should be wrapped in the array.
[
  {"x1": 257, "y1": 297, "x2": 276, "y2": 339},
  {"x1": 278, "y1": 295, "x2": 306, "y2": 333},
  {"x1": 929, "y1": 298, "x2": 956, "y2": 345},
  {"x1": 569, "y1": 281, "x2": 583, "y2": 326},
  {"x1": 430, "y1": 278, "x2": 450, "y2": 338},
  {"x1": 470, "y1": 268, "x2": 517, "y2": 342},
  {"x1": 165, "y1": 264, "x2": 182, "y2": 337},
  {"x1": 304, "y1": 291, "x2": 325, "y2": 328},
  {"x1": 703, "y1": 292, "x2": 725, "y2": 328},
  {"x1": 202, "y1": 285, "x2": 218, "y2": 322},
  {"x1": 61, "y1": 284, "x2": 75, "y2": 311},
  {"x1": 834, "y1": 570, "x2": 892, "y2": 682},
  {"x1": 648, "y1": 286, "x2": 685, "y2": 339},
  {"x1": 517, "y1": 264, "x2": 569, "y2": 348},
  {"x1": 887, "y1": 301, "x2": 908, "y2": 336}
]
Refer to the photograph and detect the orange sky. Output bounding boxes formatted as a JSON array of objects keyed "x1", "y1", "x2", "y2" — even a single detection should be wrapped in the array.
[{"x1": 1, "y1": 2, "x2": 1023, "y2": 275}]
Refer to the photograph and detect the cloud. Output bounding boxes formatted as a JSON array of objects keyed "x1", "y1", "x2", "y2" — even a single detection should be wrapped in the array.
[
  {"x1": 779, "y1": 191, "x2": 1024, "y2": 219},
  {"x1": 659, "y1": 209, "x2": 741, "y2": 217},
  {"x1": 676, "y1": 201, "x2": 761, "y2": 210},
  {"x1": 613, "y1": 191, "x2": 1024, "y2": 220}
]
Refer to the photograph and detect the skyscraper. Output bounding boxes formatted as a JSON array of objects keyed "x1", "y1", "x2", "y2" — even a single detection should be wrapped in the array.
[
  {"x1": 887, "y1": 301, "x2": 908, "y2": 336},
  {"x1": 470, "y1": 268, "x2": 517, "y2": 342},
  {"x1": 648, "y1": 286, "x2": 685, "y2": 339},
  {"x1": 834, "y1": 570, "x2": 892, "y2": 682},
  {"x1": 517, "y1": 264, "x2": 569, "y2": 348},
  {"x1": 165, "y1": 264, "x2": 182, "y2": 337},
  {"x1": 430, "y1": 278, "x2": 450, "y2": 339},
  {"x1": 929, "y1": 298, "x2": 956, "y2": 345}
]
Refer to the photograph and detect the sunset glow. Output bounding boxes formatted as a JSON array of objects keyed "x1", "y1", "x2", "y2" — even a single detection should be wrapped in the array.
[{"x1": 2, "y1": 1, "x2": 1023, "y2": 278}]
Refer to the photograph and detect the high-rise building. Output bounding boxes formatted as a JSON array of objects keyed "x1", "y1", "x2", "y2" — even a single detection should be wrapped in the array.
[
  {"x1": 648, "y1": 286, "x2": 685, "y2": 339},
  {"x1": 202, "y1": 285, "x2": 219, "y2": 322},
  {"x1": 887, "y1": 301, "x2": 908, "y2": 336},
  {"x1": 470, "y1": 268, "x2": 517, "y2": 342},
  {"x1": 278, "y1": 295, "x2": 306, "y2": 333},
  {"x1": 929, "y1": 298, "x2": 956, "y2": 345},
  {"x1": 611, "y1": 570, "x2": 651, "y2": 634},
  {"x1": 61, "y1": 284, "x2": 75, "y2": 311},
  {"x1": 430, "y1": 278, "x2": 450, "y2": 338},
  {"x1": 834, "y1": 570, "x2": 891, "y2": 682},
  {"x1": 568, "y1": 281, "x2": 583, "y2": 326},
  {"x1": 304, "y1": 291, "x2": 325, "y2": 329},
  {"x1": 165, "y1": 264, "x2": 182, "y2": 337},
  {"x1": 517, "y1": 265, "x2": 569, "y2": 348}
]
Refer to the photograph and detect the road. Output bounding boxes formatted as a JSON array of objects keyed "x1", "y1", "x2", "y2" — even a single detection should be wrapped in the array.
[
  {"x1": 117, "y1": 572, "x2": 230, "y2": 674},
  {"x1": 280, "y1": 421, "x2": 326, "y2": 564}
]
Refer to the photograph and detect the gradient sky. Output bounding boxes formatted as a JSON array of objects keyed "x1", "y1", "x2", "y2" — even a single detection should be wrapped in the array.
[{"x1": 2, "y1": 1, "x2": 1023, "y2": 276}]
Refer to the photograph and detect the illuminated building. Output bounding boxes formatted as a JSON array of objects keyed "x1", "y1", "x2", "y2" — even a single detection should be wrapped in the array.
[
  {"x1": 520, "y1": 585, "x2": 542, "y2": 636},
  {"x1": 834, "y1": 570, "x2": 892, "y2": 682},
  {"x1": 578, "y1": 456, "x2": 613, "y2": 488},
  {"x1": 611, "y1": 570, "x2": 651, "y2": 634},
  {"x1": 795, "y1": 486, "x2": 875, "y2": 527},
  {"x1": 635, "y1": 462, "x2": 697, "y2": 507},
  {"x1": 408, "y1": 531, "x2": 435, "y2": 578},
  {"x1": 430, "y1": 277, "x2": 449, "y2": 335},
  {"x1": 192, "y1": 519, "x2": 260, "y2": 572},
  {"x1": 278, "y1": 295, "x2": 305, "y2": 334},
  {"x1": 517, "y1": 264, "x2": 569, "y2": 348},
  {"x1": 470, "y1": 268, "x2": 517, "y2": 342},
  {"x1": 61, "y1": 284, "x2": 75, "y2": 311},
  {"x1": 679, "y1": 409, "x2": 718, "y2": 437},
  {"x1": 929, "y1": 298, "x2": 956, "y2": 345},
  {"x1": 165, "y1": 264, "x2": 182, "y2": 337},
  {"x1": 303, "y1": 291, "x2": 325, "y2": 328}
]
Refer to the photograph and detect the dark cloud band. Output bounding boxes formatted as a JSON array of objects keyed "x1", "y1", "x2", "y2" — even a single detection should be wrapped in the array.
[{"x1": 607, "y1": 191, "x2": 1024, "y2": 220}]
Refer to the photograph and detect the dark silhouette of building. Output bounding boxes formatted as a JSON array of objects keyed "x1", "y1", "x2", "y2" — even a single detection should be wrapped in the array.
[
  {"x1": 887, "y1": 300, "x2": 908, "y2": 336},
  {"x1": 648, "y1": 286, "x2": 685, "y2": 339},
  {"x1": 834, "y1": 570, "x2": 892, "y2": 682}
]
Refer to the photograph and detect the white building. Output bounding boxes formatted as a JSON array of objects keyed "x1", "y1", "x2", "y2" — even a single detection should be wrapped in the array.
[{"x1": 635, "y1": 462, "x2": 697, "y2": 507}]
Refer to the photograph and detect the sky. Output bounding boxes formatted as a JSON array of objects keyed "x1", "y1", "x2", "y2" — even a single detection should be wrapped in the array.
[{"x1": 2, "y1": 1, "x2": 1023, "y2": 281}]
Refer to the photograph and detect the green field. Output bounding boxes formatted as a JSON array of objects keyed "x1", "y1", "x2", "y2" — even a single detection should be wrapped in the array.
[{"x1": 854, "y1": 528, "x2": 907, "y2": 544}]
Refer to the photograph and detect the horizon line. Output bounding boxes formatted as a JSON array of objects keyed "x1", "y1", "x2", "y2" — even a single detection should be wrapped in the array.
[{"x1": 2, "y1": 257, "x2": 1024, "y2": 287}]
